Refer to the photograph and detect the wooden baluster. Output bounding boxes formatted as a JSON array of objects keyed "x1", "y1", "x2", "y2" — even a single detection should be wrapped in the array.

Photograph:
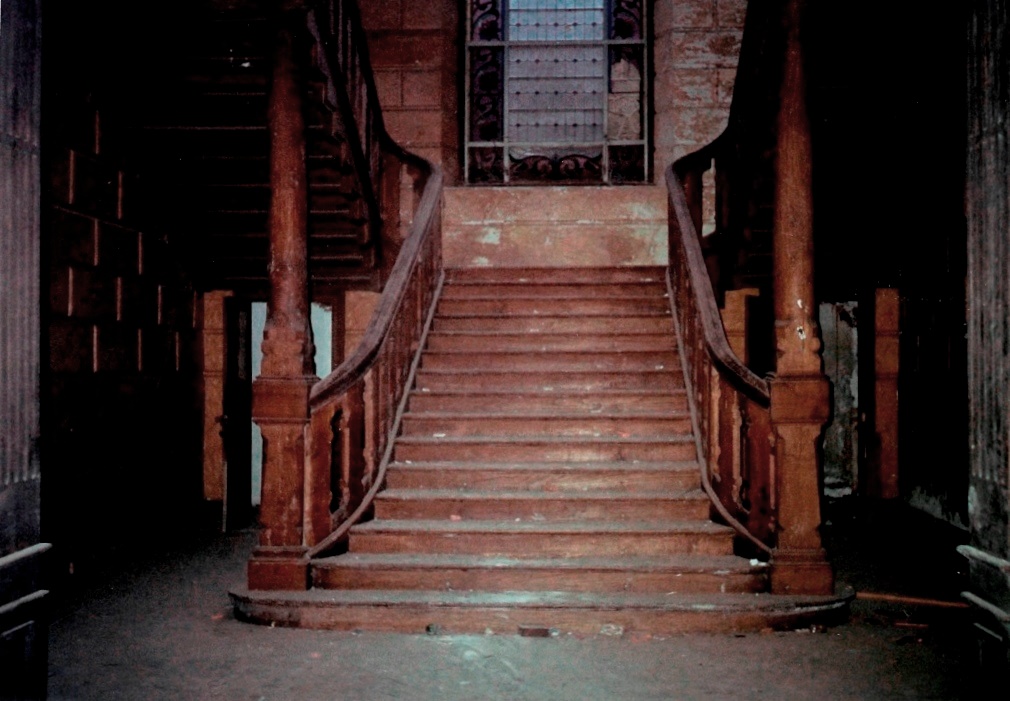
[
  {"x1": 343, "y1": 384, "x2": 366, "y2": 517},
  {"x1": 363, "y1": 369, "x2": 378, "y2": 491},
  {"x1": 744, "y1": 399, "x2": 774, "y2": 543},
  {"x1": 305, "y1": 405, "x2": 337, "y2": 546},
  {"x1": 249, "y1": 9, "x2": 316, "y2": 591},
  {"x1": 768, "y1": 0, "x2": 833, "y2": 595}
]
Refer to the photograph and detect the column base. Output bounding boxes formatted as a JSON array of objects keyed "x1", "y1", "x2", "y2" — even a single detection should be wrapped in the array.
[{"x1": 770, "y1": 548, "x2": 834, "y2": 595}]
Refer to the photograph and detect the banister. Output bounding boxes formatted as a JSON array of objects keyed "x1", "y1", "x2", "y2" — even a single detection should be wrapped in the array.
[
  {"x1": 666, "y1": 162, "x2": 770, "y2": 404},
  {"x1": 306, "y1": 0, "x2": 390, "y2": 243},
  {"x1": 666, "y1": 153, "x2": 773, "y2": 556},
  {"x1": 245, "y1": 0, "x2": 445, "y2": 580},
  {"x1": 310, "y1": 164, "x2": 442, "y2": 407}
]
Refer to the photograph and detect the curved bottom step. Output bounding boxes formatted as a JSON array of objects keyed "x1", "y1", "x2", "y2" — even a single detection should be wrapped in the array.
[{"x1": 230, "y1": 587, "x2": 855, "y2": 635}]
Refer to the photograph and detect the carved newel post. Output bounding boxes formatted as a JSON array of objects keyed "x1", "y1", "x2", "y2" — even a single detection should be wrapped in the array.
[
  {"x1": 248, "y1": 8, "x2": 316, "y2": 590},
  {"x1": 768, "y1": 0, "x2": 834, "y2": 595}
]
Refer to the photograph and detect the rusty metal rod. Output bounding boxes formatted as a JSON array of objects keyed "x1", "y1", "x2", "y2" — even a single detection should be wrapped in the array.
[{"x1": 855, "y1": 591, "x2": 969, "y2": 609}]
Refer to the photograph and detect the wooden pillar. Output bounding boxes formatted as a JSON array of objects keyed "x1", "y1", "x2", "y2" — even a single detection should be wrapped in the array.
[
  {"x1": 248, "y1": 9, "x2": 317, "y2": 591},
  {"x1": 768, "y1": 0, "x2": 833, "y2": 595},
  {"x1": 870, "y1": 288, "x2": 900, "y2": 499}
]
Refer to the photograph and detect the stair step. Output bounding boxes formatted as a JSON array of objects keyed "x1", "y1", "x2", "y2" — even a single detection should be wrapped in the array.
[
  {"x1": 384, "y1": 460, "x2": 702, "y2": 492},
  {"x1": 407, "y1": 389, "x2": 687, "y2": 414},
  {"x1": 393, "y1": 435, "x2": 696, "y2": 463},
  {"x1": 372, "y1": 489, "x2": 709, "y2": 521},
  {"x1": 440, "y1": 282, "x2": 667, "y2": 299},
  {"x1": 349, "y1": 519, "x2": 735, "y2": 557},
  {"x1": 419, "y1": 350, "x2": 678, "y2": 372},
  {"x1": 231, "y1": 588, "x2": 851, "y2": 634},
  {"x1": 433, "y1": 315, "x2": 673, "y2": 334},
  {"x1": 445, "y1": 267, "x2": 666, "y2": 284},
  {"x1": 425, "y1": 332, "x2": 675, "y2": 353},
  {"x1": 414, "y1": 369, "x2": 682, "y2": 392},
  {"x1": 400, "y1": 412, "x2": 692, "y2": 437},
  {"x1": 436, "y1": 297, "x2": 670, "y2": 316},
  {"x1": 312, "y1": 553, "x2": 766, "y2": 594}
]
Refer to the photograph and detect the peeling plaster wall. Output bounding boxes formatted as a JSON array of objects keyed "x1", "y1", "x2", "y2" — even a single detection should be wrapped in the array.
[
  {"x1": 443, "y1": 186, "x2": 669, "y2": 268},
  {"x1": 653, "y1": 0, "x2": 747, "y2": 173}
]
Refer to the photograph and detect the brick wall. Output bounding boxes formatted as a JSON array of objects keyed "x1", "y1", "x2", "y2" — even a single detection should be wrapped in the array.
[
  {"x1": 46, "y1": 99, "x2": 202, "y2": 573},
  {"x1": 654, "y1": 0, "x2": 747, "y2": 168},
  {"x1": 361, "y1": 0, "x2": 744, "y2": 184},
  {"x1": 361, "y1": 0, "x2": 460, "y2": 181}
]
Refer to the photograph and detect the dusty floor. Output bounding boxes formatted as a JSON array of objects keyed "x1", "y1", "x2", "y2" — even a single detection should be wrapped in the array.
[{"x1": 47, "y1": 501, "x2": 974, "y2": 700}]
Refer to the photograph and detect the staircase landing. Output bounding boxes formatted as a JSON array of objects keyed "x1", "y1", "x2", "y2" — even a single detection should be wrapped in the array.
[{"x1": 231, "y1": 267, "x2": 851, "y2": 633}]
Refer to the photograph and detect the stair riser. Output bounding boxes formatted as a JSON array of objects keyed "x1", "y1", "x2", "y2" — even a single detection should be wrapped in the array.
[
  {"x1": 425, "y1": 333, "x2": 675, "y2": 353},
  {"x1": 441, "y1": 283, "x2": 666, "y2": 299},
  {"x1": 414, "y1": 372, "x2": 683, "y2": 392},
  {"x1": 407, "y1": 393, "x2": 687, "y2": 413},
  {"x1": 351, "y1": 531, "x2": 732, "y2": 557},
  {"x1": 393, "y1": 441, "x2": 697, "y2": 464},
  {"x1": 313, "y1": 567, "x2": 764, "y2": 594},
  {"x1": 373, "y1": 497, "x2": 710, "y2": 521},
  {"x1": 233, "y1": 599, "x2": 843, "y2": 635},
  {"x1": 384, "y1": 467, "x2": 700, "y2": 492},
  {"x1": 433, "y1": 317, "x2": 673, "y2": 334},
  {"x1": 445, "y1": 267, "x2": 666, "y2": 284},
  {"x1": 420, "y1": 352, "x2": 678, "y2": 372},
  {"x1": 400, "y1": 415, "x2": 693, "y2": 437},
  {"x1": 437, "y1": 298, "x2": 670, "y2": 316}
]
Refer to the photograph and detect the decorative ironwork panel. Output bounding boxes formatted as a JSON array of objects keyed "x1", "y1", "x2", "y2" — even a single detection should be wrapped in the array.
[
  {"x1": 510, "y1": 150, "x2": 602, "y2": 182},
  {"x1": 471, "y1": 0, "x2": 504, "y2": 40},
  {"x1": 469, "y1": 47, "x2": 504, "y2": 141},
  {"x1": 468, "y1": 147, "x2": 505, "y2": 183},
  {"x1": 608, "y1": 145, "x2": 644, "y2": 183},
  {"x1": 611, "y1": 0, "x2": 642, "y2": 39}
]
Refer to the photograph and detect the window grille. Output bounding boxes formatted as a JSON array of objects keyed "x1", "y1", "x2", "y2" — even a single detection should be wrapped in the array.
[{"x1": 466, "y1": 0, "x2": 648, "y2": 184}]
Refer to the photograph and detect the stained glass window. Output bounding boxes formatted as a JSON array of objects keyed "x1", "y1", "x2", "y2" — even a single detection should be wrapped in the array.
[{"x1": 466, "y1": 0, "x2": 648, "y2": 184}]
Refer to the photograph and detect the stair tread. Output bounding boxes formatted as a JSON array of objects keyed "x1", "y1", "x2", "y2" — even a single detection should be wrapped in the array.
[
  {"x1": 376, "y1": 488, "x2": 706, "y2": 501},
  {"x1": 402, "y1": 411, "x2": 690, "y2": 419},
  {"x1": 422, "y1": 347, "x2": 674, "y2": 354},
  {"x1": 234, "y1": 588, "x2": 844, "y2": 612},
  {"x1": 352, "y1": 519, "x2": 730, "y2": 535},
  {"x1": 394, "y1": 435, "x2": 694, "y2": 444},
  {"x1": 389, "y1": 460, "x2": 700, "y2": 471},
  {"x1": 445, "y1": 267, "x2": 665, "y2": 281},
  {"x1": 411, "y1": 388, "x2": 686, "y2": 396},
  {"x1": 314, "y1": 552, "x2": 763, "y2": 573},
  {"x1": 428, "y1": 330, "x2": 674, "y2": 338},
  {"x1": 415, "y1": 369, "x2": 677, "y2": 377},
  {"x1": 435, "y1": 312, "x2": 672, "y2": 319}
]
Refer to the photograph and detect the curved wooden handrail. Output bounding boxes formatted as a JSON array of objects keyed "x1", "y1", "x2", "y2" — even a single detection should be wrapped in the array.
[
  {"x1": 282, "y1": 0, "x2": 446, "y2": 560},
  {"x1": 666, "y1": 162, "x2": 770, "y2": 404},
  {"x1": 310, "y1": 164, "x2": 442, "y2": 408}
]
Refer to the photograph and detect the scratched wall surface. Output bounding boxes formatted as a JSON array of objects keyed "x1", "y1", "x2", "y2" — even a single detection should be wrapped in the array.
[
  {"x1": 442, "y1": 185, "x2": 669, "y2": 268},
  {"x1": 0, "y1": 2, "x2": 48, "y2": 697},
  {"x1": 967, "y1": 1, "x2": 1010, "y2": 567}
]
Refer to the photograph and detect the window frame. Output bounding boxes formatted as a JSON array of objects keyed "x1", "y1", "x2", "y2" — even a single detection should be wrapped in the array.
[{"x1": 464, "y1": 0, "x2": 650, "y2": 185}]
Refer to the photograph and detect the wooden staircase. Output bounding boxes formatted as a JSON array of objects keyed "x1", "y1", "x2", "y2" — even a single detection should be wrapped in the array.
[
  {"x1": 134, "y1": 6, "x2": 376, "y2": 296},
  {"x1": 233, "y1": 267, "x2": 849, "y2": 633}
]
